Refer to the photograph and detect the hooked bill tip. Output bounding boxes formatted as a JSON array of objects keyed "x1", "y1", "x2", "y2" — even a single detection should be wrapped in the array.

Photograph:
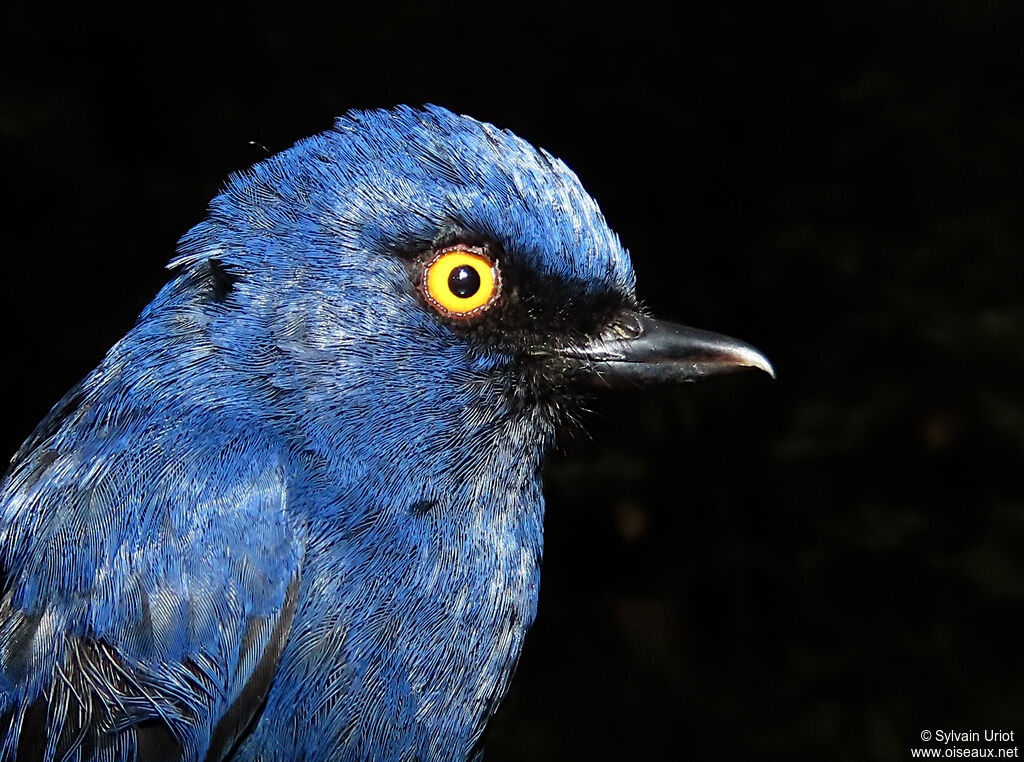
[{"x1": 731, "y1": 345, "x2": 776, "y2": 379}]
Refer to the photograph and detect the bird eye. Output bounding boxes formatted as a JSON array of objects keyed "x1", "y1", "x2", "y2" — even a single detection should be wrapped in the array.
[{"x1": 420, "y1": 246, "x2": 501, "y2": 318}]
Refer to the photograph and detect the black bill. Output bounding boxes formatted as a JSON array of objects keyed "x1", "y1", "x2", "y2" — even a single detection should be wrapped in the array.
[{"x1": 555, "y1": 312, "x2": 775, "y2": 386}]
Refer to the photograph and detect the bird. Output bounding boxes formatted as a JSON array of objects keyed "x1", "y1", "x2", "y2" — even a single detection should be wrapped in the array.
[{"x1": 0, "y1": 105, "x2": 772, "y2": 762}]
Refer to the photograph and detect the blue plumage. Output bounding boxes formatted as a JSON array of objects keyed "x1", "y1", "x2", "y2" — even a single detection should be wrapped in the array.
[{"x1": 0, "y1": 105, "x2": 771, "y2": 761}]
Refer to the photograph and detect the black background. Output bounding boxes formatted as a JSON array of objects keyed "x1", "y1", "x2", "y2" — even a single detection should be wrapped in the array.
[{"x1": 2, "y1": 2, "x2": 1022, "y2": 759}]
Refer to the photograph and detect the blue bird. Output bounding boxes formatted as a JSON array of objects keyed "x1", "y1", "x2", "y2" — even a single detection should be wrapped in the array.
[{"x1": 0, "y1": 105, "x2": 772, "y2": 761}]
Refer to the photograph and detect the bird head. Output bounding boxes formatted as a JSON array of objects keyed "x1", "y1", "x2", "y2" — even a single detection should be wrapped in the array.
[{"x1": 159, "y1": 106, "x2": 771, "y2": 477}]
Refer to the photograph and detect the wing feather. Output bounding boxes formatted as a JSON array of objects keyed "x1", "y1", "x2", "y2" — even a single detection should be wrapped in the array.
[{"x1": 0, "y1": 387, "x2": 303, "y2": 762}]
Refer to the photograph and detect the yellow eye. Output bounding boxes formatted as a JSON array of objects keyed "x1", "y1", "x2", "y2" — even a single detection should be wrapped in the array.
[{"x1": 420, "y1": 246, "x2": 501, "y2": 318}]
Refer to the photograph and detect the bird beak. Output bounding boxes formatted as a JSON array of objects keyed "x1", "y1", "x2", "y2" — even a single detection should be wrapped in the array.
[{"x1": 554, "y1": 312, "x2": 775, "y2": 386}]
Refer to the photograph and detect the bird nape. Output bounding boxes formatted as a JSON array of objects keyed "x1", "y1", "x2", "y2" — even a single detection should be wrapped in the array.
[{"x1": 0, "y1": 105, "x2": 772, "y2": 762}]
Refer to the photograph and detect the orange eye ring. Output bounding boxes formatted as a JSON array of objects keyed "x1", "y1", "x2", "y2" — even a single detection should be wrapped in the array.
[{"x1": 420, "y1": 246, "x2": 501, "y2": 318}]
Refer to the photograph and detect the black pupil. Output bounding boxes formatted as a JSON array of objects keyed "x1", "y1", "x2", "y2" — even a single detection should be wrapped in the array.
[{"x1": 448, "y1": 265, "x2": 481, "y2": 298}]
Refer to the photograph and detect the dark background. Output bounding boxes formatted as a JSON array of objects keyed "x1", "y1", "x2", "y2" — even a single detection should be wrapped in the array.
[{"x1": 2, "y1": 2, "x2": 1022, "y2": 759}]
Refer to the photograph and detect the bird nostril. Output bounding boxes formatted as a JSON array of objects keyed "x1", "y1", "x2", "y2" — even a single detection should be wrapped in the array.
[{"x1": 603, "y1": 311, "x2": 645, "y2": 341}]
